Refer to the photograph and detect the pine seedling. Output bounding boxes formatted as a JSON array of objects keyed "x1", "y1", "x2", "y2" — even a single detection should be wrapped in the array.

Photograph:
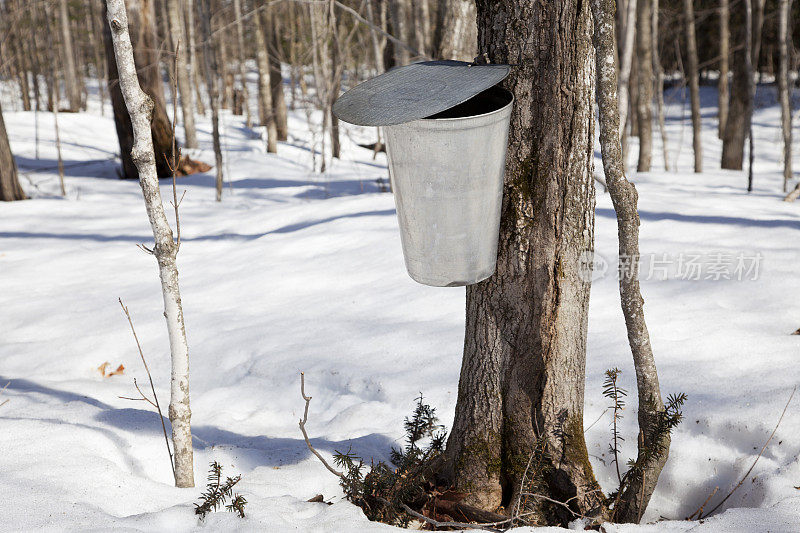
[{"x1": 194, "y1": 462, "x2": 247, "y2": 519}]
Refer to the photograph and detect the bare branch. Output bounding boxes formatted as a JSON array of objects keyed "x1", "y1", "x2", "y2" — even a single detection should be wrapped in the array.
[{"x1": 298, "y1": 372, "x2": 344, "y2": 478}]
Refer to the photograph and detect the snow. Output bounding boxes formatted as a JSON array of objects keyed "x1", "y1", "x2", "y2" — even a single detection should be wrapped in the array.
[{"x1": 1, "y1": 83, "x2": 799, "y2": 532}]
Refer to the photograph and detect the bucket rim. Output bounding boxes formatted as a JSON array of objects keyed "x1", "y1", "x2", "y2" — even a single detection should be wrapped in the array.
[{"x1": 419, "y1": 87, "x2": 514, "y2": 123}]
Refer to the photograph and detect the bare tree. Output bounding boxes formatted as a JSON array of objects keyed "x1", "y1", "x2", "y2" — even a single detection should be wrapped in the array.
[
  {"x1": 777, "y1": 0, "x2": 793, "y2": 192},
  {"x1": 636, "y1": 0, "x2": 654, "y2": 172},
  {"x1": 254, "y1": 3, "x2": 278, "y2": 153},
  {"x1": 198, "y1": 0, "x2": 225, "y2": 199},
  {"x1": 102, "y1": 0, "x2": 178, "y2": 179},
  {"x1": 721, "y1": 0, "x2": 754, "y2": 170},
  {"x1": 718, "y1": 0, "x2": 730, "y2": 138},
  {"x1": 434, "y1": 0, "x2": 477, "y2": 62},
  {"x1": 0, "y1": 102, "x2": 26, "y2": 202},
  {"x1": 59, "y1": 0, "x2": 82, "y2": 111},
  {"x1": 388, "y1": 0, "x2": 410, "y2": 65},
  {"x1": 266, "y1": 7, "x2": 289, "y2": 141},
  {"x1": 618, "y1": 0, "x2": 637, "y2": 139},
  {"x1": 105, "y1": 0, "x2": 194, "y2": 488},
  {"x1": 184, "y1": 0, "x2": 206, "y2": 115},
  {"x1": 166, "y1": 0, "x2": 198, "y2": 148},
  {"x1": 652, "y1": 0, "x2": 670, "y2": 170},
  {"x1": 683, "y1": 0, "x2": 702, "y2": 173},
  {"x1": 232, "y1": 0, "x2": 253, "y2": 128},
  {"x1": 444, "y1": 0, "x2": 604, "y2": 523},
  {"x1": 592, "y1": 0, "x2": 670, "y2": 521}
]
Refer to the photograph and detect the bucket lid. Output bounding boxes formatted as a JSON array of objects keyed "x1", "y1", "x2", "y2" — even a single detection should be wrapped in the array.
[{"x1": 333, "y1": 60, "x2": 511, "y2": 127}]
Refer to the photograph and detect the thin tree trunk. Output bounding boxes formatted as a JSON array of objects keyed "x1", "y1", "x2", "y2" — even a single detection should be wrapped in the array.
[
  {"x1": 87, "y1": 0, "x2": 109, "y2": 116},
  {"x1": 434, "y1": 0, "x2": 477, "y2": 62},
  {"x1": 636, "y1": 0, "x2": 654, "y2": 171},
  {"x1": 718, "y1": 0, "x2": 730, "y2": 138},
  {"x1": 105, "y1": 0, "x2": 194, "y2": 488},
  {"x1": 184, "y1": 0, "x2": 206, "y2": 115},
  {"x1": 683, "y1": 0, "x2": 702, "y2": 173},
  {"x1": 722, "y1": 0, "x2": 753, "y2": 170},
  {"x1": 166, "y1": 0, "x2": 198, "y2": 148},
  {"x1": 652, "y1": 0, "x2": 670, "y2": 171},
  {"x1": 232, "y1": 0, "x2": 253, "y2": 128},
  {"x1": 618, "y1": 0, "x2": 637, "y2": 139},
  {"x1": 592, "y1": 0, "x2": 668, "y2": 521},
  {"x1": 198, "y1": 0, "x2": 225, "y2": 199},
  {"x1": 52, "y1": 81, "x2": 66, "y2": 197},
  {"x1": 365, "y1": 0, "x2": 385, "y2": 73},
  {"x1": 778, "y1": 0, "x2": 793, "y2": 191},
  {"x1": 254, "y1": 5, "x2": 278, "y2": 153},
  {"x1": 59, "y1": 0, "x2": 82, "y2": 111},
  {"x1": 328, "y1": 1, "x2": 341, "y2": 160},
  {"x1": 266, "y1": 7, "x2": 289, "y2": 141},
  {"x1": 0, "y1": 102, "x2": 27, "y2": 201},
  {"x1": 445, "y1": 0, "x2": 604, "y2": 524},
  {"x1": 103, "y1": 0, "x2": 178, "y2": 179},
  {"x1": 389, "y1": 0, "x2": 410, "y2": 65}
]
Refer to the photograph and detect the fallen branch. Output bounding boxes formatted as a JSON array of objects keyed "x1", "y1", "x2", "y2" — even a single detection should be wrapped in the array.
[
  {"x1": 118, "y1": 298, "x2": 175, "y2": 481},
  {"x1": 0, "y1": 381, "x2": 9, "y2": 409},
  {"x1": 699, "y1": 386, "x2": 796, "y2": 519},
  {"x1": 686, "y1": 485, "x2": 718, "y2": 520},
  {"x1": 298, "y1": 372, "x2": 344, "y2": 478}
]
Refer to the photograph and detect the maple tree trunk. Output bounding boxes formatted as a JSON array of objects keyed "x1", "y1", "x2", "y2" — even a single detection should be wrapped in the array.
[
  {"x1": 777, "y1": 0, "x2": 792, "y2": 191},
  {"x1": 444, "y1": 0, "x2": 604, "y2": 525},
  {"x1": 435, "y1": 0, "x2": 477, "y2": 62},
  {"x1": 166, "y1": 0, "x2": 198, "y2": 148},
  {"x1": 721, "y1": 0, "x2": 754, "y2": 170},
  {"x1": 635, "y1": 0, "x2": 654, "y2": 172},
  {"x1": 718, "y1": 0, "x2": 730, "y2": 138}
]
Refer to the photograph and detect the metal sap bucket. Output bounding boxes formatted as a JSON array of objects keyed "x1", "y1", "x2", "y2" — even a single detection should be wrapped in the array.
[
  {"x1": 333, "y1": 61, "x2": 513, "y2": 287},
  {"x1": 384, "y1": 87, "x2": 513, "y2": 286}
]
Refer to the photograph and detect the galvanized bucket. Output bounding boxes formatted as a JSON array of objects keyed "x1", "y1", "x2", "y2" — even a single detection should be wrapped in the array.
[
  {"x1": 384, "y1": 87, "x2": 513, "y2": 286},
  {"x1": 333, "y1": 61, "x2": 513, "y2": 287}
]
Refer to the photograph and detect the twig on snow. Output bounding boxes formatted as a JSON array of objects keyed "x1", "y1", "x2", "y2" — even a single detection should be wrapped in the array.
[
  {"x1": 699, "y1": 385, "x2": 796, "y2": 519},
  {"x1": 118, "y1": 298, "x2": 175, "y2": 480},
  {"x1": 298, "y1": 372, "x2": 344, "y2": 478}
]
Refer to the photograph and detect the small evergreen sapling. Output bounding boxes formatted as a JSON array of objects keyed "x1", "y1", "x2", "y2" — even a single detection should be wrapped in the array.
[
  {"x1": 194, "y1": 462, "x2": 247, "y2": 519},
  {"x1": 332, "y1": 394, "x2": 447, "y2": 526}
]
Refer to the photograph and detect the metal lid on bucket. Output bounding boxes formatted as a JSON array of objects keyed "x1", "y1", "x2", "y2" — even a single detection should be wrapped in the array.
[{"x1": 333, "y1": 60, "x2": 511, "y2": 127}]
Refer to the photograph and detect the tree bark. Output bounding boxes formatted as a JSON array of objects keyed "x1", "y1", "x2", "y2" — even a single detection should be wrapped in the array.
[
  {"x1": 721, "y1": 0, "x2": 754, "y2": 170},
  {"x1": 59, "y1": 0, "x2": 82, "y2": 111},
  {"x1": 166, "y1": 0, "x2": 198, "y2": 148},
  {"x1": 444, "y1": 0, "x2": 604, "y2": 525},
  {"x1": 254, "y1": 5, "x2": 278, "y2": 153},
  {"x1": 266, "y1": 7, "x2": 289, "y2": 141},
  {"x1": 232, "y1": 0, "x2": 253, "y2": 128},
  {"x1": 434, "y1": 0, "x2": 477, "y2": 62},
  {"x1": 389, "y1": 0, "x2": 410, "y2": 65},
  {"x1": 718, "y1": 0, "x2": 730, "y2": 138},
  {"x1": 652, "y1": 0, "x2": 670, "y2": 171},
  {"x1": 635, "y1": 0, "x2": 654, "y2": 172},
  {"x1": 183, "y1": 0, "x2": 206, "y2": 116},
  {"x1": 778, "y1": 0, "x2": 793, "y2": 191},
  {"x1": 591, "y1": 0, "x2": 669, "y2": 522},
  {"x1": 105, "y1": 0, "x2": 194, "y2": 488},
  {"x1": 0, "y1": 102, "x2": 27, "y2": 202},
  {"x1": 198, "y1": 0, "x2": 225, "y2": 199},
  {"x1": 617, "y1": 0, "x2": 637, "y2": 139},
  {"x1": 103, "y1": 0, "x2": 177, "y2": 179},
  {"x1": 683, "y1": 0, "x2": 703, "y2": 173}
]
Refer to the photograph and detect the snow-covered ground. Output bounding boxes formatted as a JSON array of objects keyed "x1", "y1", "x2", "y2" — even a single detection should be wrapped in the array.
[{"x1": 1, "y1": 83, "x2": 799, "y2": 532}]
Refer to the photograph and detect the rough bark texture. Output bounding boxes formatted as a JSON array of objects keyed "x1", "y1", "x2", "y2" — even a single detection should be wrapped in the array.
[
  {"x1": 103, "y1": 0, "x2": 177, "y2": 179},
  {"x1": 683, "y1": 0, "x2": 702, "y2": 173},
  {"x1": 59, "y1": 0, "x2": 82, "y2": 111},
  {"x1": 591, "y1": 0, "x2": 668, "y2": 522},
  {"x1": 255, "y1": 5, "x2": 278, "y2": 153},
  {"x1": 0, "y1": 102, "x2": 27, "y2": 201},
  {"x1": 721, "y1": 0, "x2": 753, "y2": 170},
  {"x1": 105, "y1": 0, "x2": 194, "y2": 488},
  {"x1": 635, "y1": 0, "x2": 653, "y2": 172},
  {"x1": 166, "y1": 0, "x2": 198, "y2": 148},
  {"x1": 198, "y1": 0, "x2": 225, "y2": 199},
  {"x1": 777, "y1": 0, "x2": 792, "y2": 191},
  {"x1": 444, "y1": 0, "x2": 604, "y2": 525},
  {"x1": 718, "y1": 0, "x2": 730, "y2": 138},
  {"x1": 434, "y1": 0, "x2": 477, "y2": 62}
]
